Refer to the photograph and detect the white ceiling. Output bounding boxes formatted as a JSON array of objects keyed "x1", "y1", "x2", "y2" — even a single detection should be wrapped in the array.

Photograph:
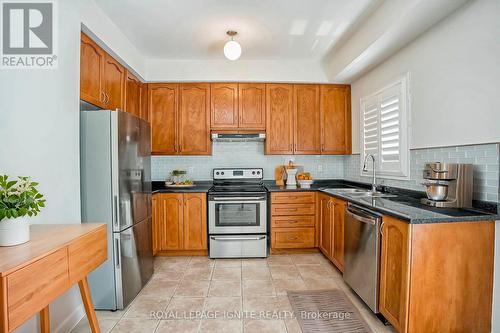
[{"x1": 93, "y1": 0, "x2": 377, "y2": 61}]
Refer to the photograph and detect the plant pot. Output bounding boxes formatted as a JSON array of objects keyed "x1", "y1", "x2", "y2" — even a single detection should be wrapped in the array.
[{"x1": 0, "y1": 217, "x2": 30, "y2": 246}]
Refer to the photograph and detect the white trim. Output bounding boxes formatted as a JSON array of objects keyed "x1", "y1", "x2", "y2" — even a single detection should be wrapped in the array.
[{"x1": 359, "y1": 73, "x2": 411, "y2": 180}]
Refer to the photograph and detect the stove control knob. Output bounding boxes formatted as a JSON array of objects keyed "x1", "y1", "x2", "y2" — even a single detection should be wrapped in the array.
[
  {"x1": 257, "y1": 171, "x2": 261, "y2": 175},
  {"x1": 252, "y1": 171, "x2": 256, "y2": 175},
  {"x1": 216, "y1": 172, "x2": 220, "y2": 175},
  {"x1": 221, "y1": 171, "x2": 225, "y2": 175}
]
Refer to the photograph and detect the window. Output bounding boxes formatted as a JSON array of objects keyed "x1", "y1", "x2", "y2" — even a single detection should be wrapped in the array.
[{"x1": 360, "y1": 74, "x2": 410, "y2": 179}]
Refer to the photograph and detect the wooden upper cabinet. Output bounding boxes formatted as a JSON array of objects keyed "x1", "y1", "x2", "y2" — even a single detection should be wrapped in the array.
[
  {"x1": 124, "y1": 70, "x2": 141, "y2": 118},
  {"x1": 318, "y1": 194, "x2": 333, "y2": 259},
  {"x1": 239, "y1": 83, "x2": 266, "y2": 129},
  {"x1": 179, "y1": 83, "x2": 211, "y2": 155},
  {"x1": 140, "y1": 82, "x2": 149, "y2": 122},
  {"x1": 211, "y1": 83, "x2": 238, "y2": 129},
  {"x1": 149, "y1": 83, "x2": 178, "y2": 155},
  {"x1": 183, "y1": 193, "x2": 207, "y2": 250},
  {"x1": 379, "y1": 215, "x2": 411, "y2": 333},
  {"x1": 320, "y1": 85, "x2": 351, "y2": 154},
  {"x1": 161, "y1": 194, "x2": 184, "y2": 251},
  {"x1": 266, "y1": 84, "x2": 294, "y2": 154},
  {"x1": 103, "y1": 54, "x2": 125, "y2": 110},
  {"x1": 294, "y1": 84, "x2": 320, "y2": 154},
  {"x1": 80, "y1": 33, "x2": 105, "y2": 108}
]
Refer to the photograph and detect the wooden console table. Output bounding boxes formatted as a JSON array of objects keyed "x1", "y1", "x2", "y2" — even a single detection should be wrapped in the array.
[{"x1": 0, "y1": 224, "x2": 107, "y2": 333}]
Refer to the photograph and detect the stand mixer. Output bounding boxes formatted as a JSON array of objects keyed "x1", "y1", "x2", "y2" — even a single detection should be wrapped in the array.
[{"x1": 420, "y1": 162, "x2": 473, "y2": 208}]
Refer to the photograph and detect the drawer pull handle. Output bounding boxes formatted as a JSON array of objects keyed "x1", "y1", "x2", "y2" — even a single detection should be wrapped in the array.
[
  {"x1": 288, "y1": 236, "x2": 299, "y2": 241},
  {"x1": 288, "y1": 220, "x2": 298, "y2": 223}
]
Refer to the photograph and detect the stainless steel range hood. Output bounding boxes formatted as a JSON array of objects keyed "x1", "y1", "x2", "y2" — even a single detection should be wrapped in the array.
[{"x1": 211, "y1": 133, "x2": 266, "y2": 142}]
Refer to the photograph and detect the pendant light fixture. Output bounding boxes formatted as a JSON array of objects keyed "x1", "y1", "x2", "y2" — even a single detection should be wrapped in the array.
[{"x1": 223, "y1": 31, "x2": 241, "y2": 61}]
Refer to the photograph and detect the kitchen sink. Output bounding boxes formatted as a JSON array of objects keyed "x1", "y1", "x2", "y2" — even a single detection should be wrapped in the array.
[
  {"x1": 322, "y1": 188, "x2": 397, "y2": 198},
  {"x1": 347, "y1": 191, "x2": 396, "y2": 198}
]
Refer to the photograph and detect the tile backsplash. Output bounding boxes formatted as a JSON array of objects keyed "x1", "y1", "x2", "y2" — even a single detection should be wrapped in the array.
[
  {"x1": 152, "y1": 142, "x2": 499, "y2": 202},
  {"x1": 152, "y1": 142, "x2": 344, "y2": 181},
  {"x1": 344, "y1": 143, "x2": 499, "y2": 202}
]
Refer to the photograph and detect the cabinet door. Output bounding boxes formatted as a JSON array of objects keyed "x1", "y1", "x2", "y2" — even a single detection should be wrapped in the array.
[
  {"x1": 80, "y1": 33, "x2": 105, "y2": 108},
  {"x1": 179, "y1": 83, "x2": 211, "y2": 155},
  {"x1": 210, "y1": 83, "x2": 238, "y2": 129},
  {"x1": 124, "y1": 70, "x2": 141, "y2": 118},
  {"x1": 140, "y1": 82, "x2": 149, "y2": 122},
  {"x1": 239, "y1": 83, "x2": 266, "y2": 129},
  {"x1": 265, "y1": 84, "x2": 294, "y2": 154},
  {"x1": 149, "y1": 84, "x2": 178, "y2": 155},
  {"x1": 160, "y1": 194, "x2": 184, "y2": 251},
  {"x1": 152, "y1": 195, "x2": 161, "y2": 255},
  {"x1": 320, "y1": 85, "x2": 351, "y2": 154},
  {"x1": 294, "y1": 84, "x2": 320, "y2": 154},
  {"x1": 318, "y1": 194, "x2": 333, "y2": 259},
  {"x1": 379, "y1": 215, "x2": 411, "y2": 333},
  {"x1": 183, "y1": 193, "x2": 207, "y2": 250},
  {"x1": 331, "y1": 198, "x2": 345, "y2": 271},
  {"x1": 103, "y1": 54, "x2": 125, "y2": 110}
]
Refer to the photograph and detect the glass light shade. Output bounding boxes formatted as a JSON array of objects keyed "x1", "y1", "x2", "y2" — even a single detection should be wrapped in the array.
[{"x1": 223, "y1": 40, "x2": 242, "y2": 60}]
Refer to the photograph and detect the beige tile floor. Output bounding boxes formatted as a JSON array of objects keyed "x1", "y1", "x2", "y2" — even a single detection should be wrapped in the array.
[{"x1": 71, "y1": 254, "x2": 397, "y2": 333}]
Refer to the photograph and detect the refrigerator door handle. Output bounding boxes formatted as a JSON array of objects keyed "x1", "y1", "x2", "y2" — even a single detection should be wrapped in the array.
[
  {"x1": 115, "y1": 237, "x2": 121, "y2": 268},
  {"x1": 113, "y1": 195, "x2": 119, "y2": 230}
]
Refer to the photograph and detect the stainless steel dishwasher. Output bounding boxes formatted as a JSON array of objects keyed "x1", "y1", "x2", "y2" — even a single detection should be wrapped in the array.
[{"x1": 344, "y1": 203, "x2": 382, "y2": 313}]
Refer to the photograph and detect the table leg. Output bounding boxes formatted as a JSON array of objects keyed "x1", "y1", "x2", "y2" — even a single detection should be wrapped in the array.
[
  {"x1": 78, "y1": 277, "x2": 101, "y2": 333},
  {"x1": 40, "y1": 306, "x2": 50, "y2": 333}
]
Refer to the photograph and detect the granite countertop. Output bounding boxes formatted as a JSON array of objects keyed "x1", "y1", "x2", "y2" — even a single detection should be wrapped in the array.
[
  {"x1": 151, "y1": 178, "x2": 499, "y2": 224},
  {"x1": 319, "y1": 188, "x2": 500, "y2": 224},
  {"x1": 152, "y1": 180, "x2": 213, "y2": 193},
  {"x1": 264, "y1": 179, "x2": 499, "y2": 224},
  {"x1": 263, "y1": 179, "x2": 369, "y2": 192}
]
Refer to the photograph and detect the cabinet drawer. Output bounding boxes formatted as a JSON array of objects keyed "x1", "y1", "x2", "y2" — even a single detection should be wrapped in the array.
[
  {"x1": 271, "y1": 192, "x2": 315, "y2": 204},
  {"x1": 7, "y1": 248, "x2": 69, "y2": 331},
  {"x1": 271, "y1": 203, "x2": 315, "y2": 216},
  {"x1": 68, "y1": 226, "x2": 107, "y2": 284},
  {"x1": 272, "y1": 228, "x2": 315, "y2": 249},
  {"x1": 272, "y1": 215, "x2": 315, "y2": 228}
]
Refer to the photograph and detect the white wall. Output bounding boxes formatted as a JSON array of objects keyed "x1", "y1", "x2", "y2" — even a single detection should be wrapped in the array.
[
  {"x1": 350, "y1": 0, "x2": 500, "y2": 153},
  {"x1": 146, "y1": 59, "x2": 328, "y2": 82},
  {"x1": 80, "y1": 0, "x2": 146, "y2": 79},
  {"x1": 0, "y1": 0, "x2": 85, "y2": 331}
]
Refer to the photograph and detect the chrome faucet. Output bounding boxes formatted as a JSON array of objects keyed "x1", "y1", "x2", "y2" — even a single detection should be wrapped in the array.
[{"x1": 363, "y1": 154, "x2": 377, "y2": 193}]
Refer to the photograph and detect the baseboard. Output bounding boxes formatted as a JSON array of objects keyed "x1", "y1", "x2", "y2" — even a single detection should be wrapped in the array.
[
  {"x1": 54, "y1": 304, "x2": 85, "y2": 333},
  {"x1": 155, "y1": 250, "x2": 208, "y2": 256},
  {"x1": 270, "y1": 248, "x2": 319, "y2": 254}
]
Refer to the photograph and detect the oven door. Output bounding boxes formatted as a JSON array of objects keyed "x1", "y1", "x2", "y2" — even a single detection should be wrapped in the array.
[{"x1": 208, "y1": 195, "x2": 267, "y2": 234}]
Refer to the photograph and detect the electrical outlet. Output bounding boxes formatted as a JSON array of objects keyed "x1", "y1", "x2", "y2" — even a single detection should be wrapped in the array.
[
  {"x1": 317, "y1": 164, "x2": 323, "y2": 172},
  {"x1": 188, "y1": 166, "x2": 195, "y2": 173}
]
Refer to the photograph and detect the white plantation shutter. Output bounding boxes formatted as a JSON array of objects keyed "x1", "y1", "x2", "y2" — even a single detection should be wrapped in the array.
[{"x1": 360, "y1": 75, "x2": 410, "y2": 178}]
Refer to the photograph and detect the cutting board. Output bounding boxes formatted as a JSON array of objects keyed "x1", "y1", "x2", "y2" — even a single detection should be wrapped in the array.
[{"x1": 274, "y1": 165, "x2": 286, "y2": 186}]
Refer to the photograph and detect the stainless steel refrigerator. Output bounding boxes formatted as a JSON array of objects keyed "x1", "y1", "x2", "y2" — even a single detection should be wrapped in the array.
[{"x1": 80, "y1": 109, "x2": 153, "y2": 310}]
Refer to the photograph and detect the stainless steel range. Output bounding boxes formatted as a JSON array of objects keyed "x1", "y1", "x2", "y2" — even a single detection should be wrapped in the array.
[{"x1": 208, "y1": 168, "x2": 268, "y2": 258}]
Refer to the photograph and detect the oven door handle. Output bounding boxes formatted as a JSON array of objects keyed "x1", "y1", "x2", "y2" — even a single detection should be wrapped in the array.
[
  {"x1": 210, "y1": 236, "x2": 266, "y2": 241},
  {"x1": 211, "y1": 197, "x2": 267, "y2": 201}
]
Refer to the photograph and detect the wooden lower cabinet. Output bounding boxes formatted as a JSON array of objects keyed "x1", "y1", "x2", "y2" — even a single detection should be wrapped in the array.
[
  {"x1": 272, "y1": 228, "x2": 315, "y2": 249},
  {"x1": 270, "y1": 192, "x2": 316, "y2": 252},
  {"x1": 318, "y1": 193, "x2": 333, "y2": 258},
  {"x1": 152, "y1": 193, "x2": 207, "y2": 256},
  {"x1": 379, "y1": 216, "x2": 495, "y2": 333},
  {"x1": 379, "y1": 216, "x2": 411, "y2": 332},
  {"x1": 183, "y1": 193, "x2": 207, "y2": 250},
  {"x1": 318, "y1": 194, "x2": 345, "y2": 271}
]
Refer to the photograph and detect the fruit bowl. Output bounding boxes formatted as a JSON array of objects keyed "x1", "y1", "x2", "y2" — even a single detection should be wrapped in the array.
[{"x1": 298, "y1": 179, "x2": 314, "y2": 188}]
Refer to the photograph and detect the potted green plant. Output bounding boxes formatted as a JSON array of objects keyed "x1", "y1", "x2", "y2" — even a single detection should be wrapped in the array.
[
  {"x1": 0, "y1": 175, "x2": 45, "y2": 246},
  {"x1": 170, "y1": 169, "x2": 187, "y2": 184}
]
